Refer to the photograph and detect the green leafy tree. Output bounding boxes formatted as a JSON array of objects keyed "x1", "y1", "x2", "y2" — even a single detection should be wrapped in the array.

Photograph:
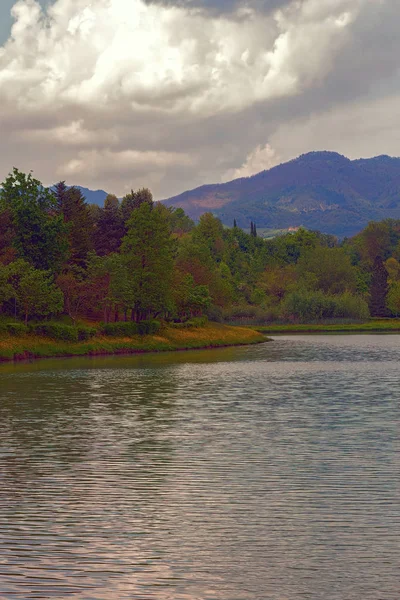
[
  {"x1": 0, "y1": 169, "x2": 68, "y2": 272},
  {"x1": 121, "y1": 203, "x2": 174, "y2": 321},
  {"x1": 387, "y1": 281, "x2": 400, "y2": 316},
  {"x1": 296, "y1": 246, "x2": 357, "y2": 295},
  {"x1": 6, "y1": 260, "x2": 63, "y2": 324}
]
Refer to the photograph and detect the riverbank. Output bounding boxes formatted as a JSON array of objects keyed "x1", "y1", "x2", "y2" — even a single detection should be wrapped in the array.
[
  {"x1": 0, "y1": 323, "x2": 267, "y2": 362},
  {"x1": 253, "y1": 319, "x2": 400, "y2": 334}
]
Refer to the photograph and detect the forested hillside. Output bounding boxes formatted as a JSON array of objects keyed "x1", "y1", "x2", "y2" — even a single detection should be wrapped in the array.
[
  {"x1": 1, "y1": 168, "x2": 400, "y2": 330},
  {"x1": 163, "y1": 151, "x2": 400, "y2": 237}
]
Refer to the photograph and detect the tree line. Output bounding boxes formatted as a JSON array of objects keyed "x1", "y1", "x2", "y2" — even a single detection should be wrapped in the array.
[{"x1": 0, "y1": 168, "x2": 399, "y2": 326}]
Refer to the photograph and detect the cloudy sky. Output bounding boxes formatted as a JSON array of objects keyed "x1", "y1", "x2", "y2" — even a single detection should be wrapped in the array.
[{"x1": 0, "y1": 0, "x2": 399, "y2": 199}]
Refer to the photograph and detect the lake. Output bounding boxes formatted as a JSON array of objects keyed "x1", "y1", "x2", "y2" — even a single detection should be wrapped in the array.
[{"x1": 0, "y1": 335, "x2": 399, "y2": 599}]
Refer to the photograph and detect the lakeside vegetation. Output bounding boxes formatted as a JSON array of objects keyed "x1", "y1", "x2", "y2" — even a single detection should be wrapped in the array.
[
  {"x1": 0, "y1": 321, "x2": 265, "y2": 362},
  {"x1": 253, "y1": 319, "x2": 400, "y2": 334},
  {"x1": 2, "y1": 168, "x2": 400, "y2": 360}
]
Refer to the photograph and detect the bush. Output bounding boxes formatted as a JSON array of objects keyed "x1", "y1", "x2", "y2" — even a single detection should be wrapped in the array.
[
  {"x1": 6, "y1": 322, "x2": 28, "y2": 336},
  {"x1": 77, "y1": 326, "x2": 97, "y2": 341},
  {"x1": 170, "y1": 317, "x2": 208, "y2": 329},
  {"x1": 137, "y1": 320, "x2": 161, "y2": 335},
  {"x1": 333, "y1": 292, "x2": 370, "y2": 320},
  {"x1": 282, "y1": 291, "x2": 336, "y2": 322},
  {"x1": 30, "y1": 323, "x2": 79, "y2": 342},
  {"x1": 99, "y1": 321, "x2": 139, "y2": 337},
  {"x1": 282, "y1": 290, "x2": 370, "y2": 322},
  {"x1": 205, "y1": 305, "x2": 223, "y2": 323},
  {"x1": 221, "y1": 304, "x2": 277, "y2": 325}
]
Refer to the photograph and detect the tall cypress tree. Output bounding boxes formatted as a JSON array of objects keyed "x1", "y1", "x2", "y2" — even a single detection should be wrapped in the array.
[
  {"x1": 233, "y1": 218, "x2": 237, "y2": 228},
  {"x1": 369, "y1": 256, "x2": 389, "y2": 316}
]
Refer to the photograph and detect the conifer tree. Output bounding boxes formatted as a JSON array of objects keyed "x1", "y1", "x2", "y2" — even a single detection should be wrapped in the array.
[
  {"x1": 233, "y1": 218, "x2": 237, "y2": 228},
  {"x1": 94, "y1": 194, "x2": 125, "y2": 256},
  {"x1": 369, "y1": 256, "x2": 389, "y2": 316},
  {"x1": 54, "y1": 183, "x2": 93, "y2": 266}
]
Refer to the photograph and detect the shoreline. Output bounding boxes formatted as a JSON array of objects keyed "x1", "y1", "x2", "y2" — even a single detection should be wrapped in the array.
[
  {"x1": 253, "y1": 320, "x2": 400, "y2": 334},
  {"x1": 0, "y1": 323, "x2": 268, "y2": 363}
]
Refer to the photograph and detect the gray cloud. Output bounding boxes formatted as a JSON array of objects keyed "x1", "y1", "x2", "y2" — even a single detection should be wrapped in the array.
[{"x1": 0, "y1": 0, "x2": 398, "y2": 200}]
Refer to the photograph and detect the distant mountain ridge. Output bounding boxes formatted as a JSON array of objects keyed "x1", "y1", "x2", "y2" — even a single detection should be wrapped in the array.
[
  {"x1": 72, "y1": 186, "x2": 109, "y2": 206},
  {"x1": 162, "y1": 151, "x2": 400, "y2": 237}
]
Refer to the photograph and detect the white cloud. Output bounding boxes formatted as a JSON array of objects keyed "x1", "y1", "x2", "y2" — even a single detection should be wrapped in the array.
[
  {"x1": 0, "y1": 0, "x2": 361, "y2": 115},
  {"x1": 0, "y1": 0, "x2": 396, "y2": 198},
  {"x1": 223, "y1": 144, "x2": 281, "y2": 180}
]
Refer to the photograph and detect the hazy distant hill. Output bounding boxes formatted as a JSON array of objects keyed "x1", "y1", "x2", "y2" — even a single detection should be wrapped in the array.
[
  {"x1": 73, "y1": 186, "x2": 109, "y2": 206},
  {"x1": 162, "y1": 151, "x2": 400, "y2": 237}
]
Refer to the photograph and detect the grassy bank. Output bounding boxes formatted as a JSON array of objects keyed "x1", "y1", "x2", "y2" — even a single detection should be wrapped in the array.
[
  {"x1": 0, "y1": 323, "x2": 267, "y2": 362},
  {"x1": 253, "y1": 319, "x2": 400, "y2": 334}
]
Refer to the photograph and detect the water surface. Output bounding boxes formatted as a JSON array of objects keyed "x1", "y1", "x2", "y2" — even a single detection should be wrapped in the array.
[{"x1": 0, "y1": 335, "x2": 399, "y2": 599}]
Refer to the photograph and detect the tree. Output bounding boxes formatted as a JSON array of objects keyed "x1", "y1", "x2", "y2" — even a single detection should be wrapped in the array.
[
  {"x1": 120, "y1": 188, "x2": 153, "y2": 222},
  {"x1": 0, "y1": 169, "x2": 68, "y2": 272},
  {"x1": 54, "y1": 182, "x2": 93, "y2": 266},
  {"x1": 233, "y1": 219, "x2": 237, "y2": 228},
  {"x1": 94, "y1": 194, "x2": 125, "y2": 256},
  {"x1": 121, "y1": 202, "x2": 174, "y2": 321},
  {"x1": 0, "y1": 207, "x2": 16, "y2": 265},
  {"x1": 296, "y1": 247, "x2": 358, "y2": 295},
  {"x1": 369, "y1": 256, "x2": 389, "y2": 317},
  {"x1": 6, "y1": 260, "x2": 63, "y2": 324}
]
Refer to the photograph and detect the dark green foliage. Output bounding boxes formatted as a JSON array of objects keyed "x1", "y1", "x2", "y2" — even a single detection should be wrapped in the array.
[
  {"x1": 170, "y1": 317, "x2": 208, "y2": 329},
  {"x1": 1, "y1": 169, "x2": 69, "y2": 272},
  {"x1": 100, "y1": 321, "x2": 139, "y2": 336},
  {"x1": 282, "y1": 290, "x2": 369, "y2": 322},
  {"x1": 6, "y1": 322, "x2": 28, "y2": 336},
  {"x1": 121, "y1": 203, "x2": 174, "y2": 321},
  {"x1": 100, "y1": 320, "x2": 161, "y2": 336},
  {"x1": 77, "y1": 326, "x2": 97, "y2": 341},
  {"x1": 121, "y1": 188, "x2": 153, "y2": 222},
  {"x1": 94, "y1": 194, "x2": 125, "y2": 256},
  {"x1": 369, "y1": 256, "x2": 389, "y2": 317},
  {"x1": 30, "y1": 322, "x2": 96, "y2": 342},
  {"x1": 31, "y1": 323, "x2": 79, "y2": 342},
  {"x1": 137, "y1": 320, "x2": 161, "y2": 335},
  {"x1": 54, "y1": 182, "x2": 93, "y2": 265}
]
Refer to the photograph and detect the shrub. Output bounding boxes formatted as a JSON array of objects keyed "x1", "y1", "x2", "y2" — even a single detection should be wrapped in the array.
[
  {"x1": 137, "y1": 320, "x2": 161, "y2": 335},
  {"x1": 333, "y1": 292, "x2": 370, "y2": 320},
  {"x1": 99, "y1": 321, "x2": 139, "y2": 337},
  {"x1": 282, "y1": 290, "x2": 370, "y2": 322},
  {"x1": 6, "y1": 322, "x2": 28, "y2": 336},
  {"x1": 77, "y1": 326, "x2": 97, "y2": 341},
  {"x1": 170, "y1": 317, "x2": 208, "y2": 329},
  {"x1": 205, "y1": 305, "x2": 223, "y2": 323},
  {"x1": 30, "y1": 323, "x2": 79, "y2": 342}
]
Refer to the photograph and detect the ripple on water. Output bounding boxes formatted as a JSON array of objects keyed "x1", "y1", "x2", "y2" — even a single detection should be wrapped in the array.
[{"x1": 0, "y1": 335, "x2": 399, "y2": 599}]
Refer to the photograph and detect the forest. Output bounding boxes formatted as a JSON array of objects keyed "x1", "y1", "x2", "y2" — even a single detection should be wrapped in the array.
[{"x1": 1, "y1": 168, "x2": 400, "y2": 332}]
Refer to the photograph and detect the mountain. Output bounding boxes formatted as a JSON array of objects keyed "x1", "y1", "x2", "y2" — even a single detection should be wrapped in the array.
[
  {"x1": 59, "y1": 186, "x2": 109, "y2": 206},
  {"x1": 162, "y1": 151, "x2": 400, "y2": 237}
]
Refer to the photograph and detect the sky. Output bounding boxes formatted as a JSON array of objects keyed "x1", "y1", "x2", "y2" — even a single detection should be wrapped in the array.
[{"x1": 0, "y1": 0, "x2": 399, "y2": 199}]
